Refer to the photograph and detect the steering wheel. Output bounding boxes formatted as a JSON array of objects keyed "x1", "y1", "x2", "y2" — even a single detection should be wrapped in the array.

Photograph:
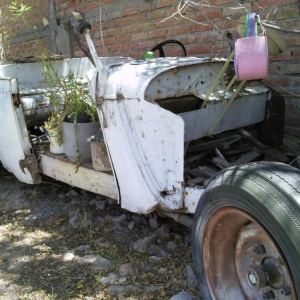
[{"x1": 150, "y1": 39, "x2": 187, "y2": 57}]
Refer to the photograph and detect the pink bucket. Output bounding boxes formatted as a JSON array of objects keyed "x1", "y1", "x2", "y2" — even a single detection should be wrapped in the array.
[{"x1": 235, "y1": 35, "x2": 268, "y2": 81}]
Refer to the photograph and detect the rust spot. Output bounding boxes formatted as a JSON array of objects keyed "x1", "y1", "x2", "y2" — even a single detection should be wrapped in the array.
[
  {"x1": 184, "y1": 191, "x2": 189, "y2": 196},
  {"x1": 192, "y1": 201, "x2": 196, "y2": 206}
]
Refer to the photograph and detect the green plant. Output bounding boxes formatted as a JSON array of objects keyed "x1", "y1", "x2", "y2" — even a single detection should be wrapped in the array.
[{"x1": 42, "y1": 61, "x2": 98, "y2": 124}]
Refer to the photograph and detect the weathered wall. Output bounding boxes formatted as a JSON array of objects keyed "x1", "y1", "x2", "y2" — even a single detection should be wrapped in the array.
[{"x1": 1, "y1": 0, "x2": 300, "y2": 134}]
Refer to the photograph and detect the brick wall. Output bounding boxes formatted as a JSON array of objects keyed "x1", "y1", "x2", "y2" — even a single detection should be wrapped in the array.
[{"x1": 1, "y1": 0, "x2": 300, "y2": 133}]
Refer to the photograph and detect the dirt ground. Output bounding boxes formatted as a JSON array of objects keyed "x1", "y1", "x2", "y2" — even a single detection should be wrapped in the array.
[{"x1": 0, "y1": 166, "x2": 201, "y2": 300}]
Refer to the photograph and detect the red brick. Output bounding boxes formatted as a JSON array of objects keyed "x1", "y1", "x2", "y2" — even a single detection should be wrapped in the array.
[
  {"x1": 132, "y1": 32, "x2": 148, "y2": 41},
  {"x1": 147, "y1": 9, "x2": 166, "y2": 20},
  {"x1": 285, "y1": 36, "x2": 300, "y2": 46},
  {"x1": 156, "y1": 0, "x2": 174, "y2": 9},
  {"x1": 189, "y1": 23, "x2": 212, "y2": 33},
  {"x1": 155, "y1": 18, "x2": 175, "y2": 28},
  {"x1": 123, "y1": 7, "x2": 138, "y2": 16},
  {"x1": 139, "y1": 40, "x2": 155, "y2": 49},
  {"x1": 276, "y1": 7, "x2": 299, "y2": 19},
  {"x1": 140, "y1": 3, "x2": 151, "y2": 12},
  {"x1": 122, "y1": 43, "x2": 133, "y2": 51},
  {"x1": 149, "y1": 30, "x2": 168, "y2": 39},
  {"x1": 188, "y1": 44, "x2": 211, "y2": 55},
  {"x1": 198, "y1": 32, "x2": 222, "y2": 43},
  {"x1": 263, "y1": 77, "x2": 289, "y2": 87},
  {"x1": 214, "y1": 19, "x2": 236, "y2": 29},
  {"x1": 211, "y1": 43, "x2": 231, "y2": 53},
  {"x1": 280, "y1": 63, "x2": 300, "y2": 74},
  {"x1": 269, "y1": 51, "x2": 291, "y2": 61},
  {"x1": 285, "y1": 100, "x2": 299, "y2": 114},
  {"x1": 167, "y1": 25, "x2": 189, "y2": 36},
  {"x1": 254, "y1": 0, "x2": 286, "y2": 10},
  {"x1": 89, "y1": 2, "x2": 100, "y2": 10},
  {"x1": 211, "y1": 0, "x2": 235, "y2": 5},
  {"x1": 103, "y1": 37, "x2": 116, "y2": 45},
  {"x1": 117, "y1": 34, "x2": 132, "y2": 43},
  {"x1": 292, "y1": 51, "x2": 300, "y2": 60},
  {"x1": 110, "y1": 44, "x2": 122, "y2": 52}
]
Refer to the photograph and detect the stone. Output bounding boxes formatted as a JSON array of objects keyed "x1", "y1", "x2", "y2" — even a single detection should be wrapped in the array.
[
  {"x1": 100, "y1": 273, "x2": 118, "y2": 285},
  {"x1": 170, "y1": 291, "x2": 201, "y2": 300},
  {"x1": 62, "y1": 251, "x2": 75, "y2": 262},
  {"x1": 107, "y1": 198, "x2": 116, "y2": 205},
  {"x1": 118, "y1": 262, "x2": 134, "y2": 276},
  {"x1": 66, "y1": 189, "x2": 79, "y2": 197},
  {"x1": 149, "y1": 214, "x2": 159, "y2": 229},
  {"x1": 132, "y1": 233, "x2": 157, "y2": 253},
  {"x1": 167, "y1": 241, "x2": 178, "y2": 252},
  {"x1": 185, "y1": 264, "x2": 198, "y2": 289},
  {"x1": 77, "y1": 254, "x2": 112, "y2": 270},
  {"x1": 118, "y1": 277, "x2": 127, "y2": 284},
  {"x1": 144, "y1": 284, "x2": 162, "y2": 292},
  {"x1": 74, "y1": 245, "x2": 91, "y2": 252},
  {"x1": 158, "y1": 224, "x2": 170, "y2": 241},
  {"x1": 71, "y1": 198, "x2": 82, "y2": 205},
  {"x1": 106, "y1": 285, "x2": 124, "y2": 294},
  {"x1": 95, "y1": 200, "x2": 107, "y2": 210},
  {"x1": 128, "y1": 221, "x2": 135, "y2": 230}
]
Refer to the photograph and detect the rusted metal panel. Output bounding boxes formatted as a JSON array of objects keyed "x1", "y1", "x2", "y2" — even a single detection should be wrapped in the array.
[
  {"x1": 101, "y1": 98, "x2": 184, "y2": 213},
  {"x1": 0, "y1": 77, "x2": 41, "y2": 184},
  {"x1": 40, "y1": 153, "x2": 119, "y2": 200},
  {"x1": 183, "y1": 186, "x2": 205, "y2": 213},
  {"x1": 180, "y1": 91, "x2": 268, "y2": 141}
]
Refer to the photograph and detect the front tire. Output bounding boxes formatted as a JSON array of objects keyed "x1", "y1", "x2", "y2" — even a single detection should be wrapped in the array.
[{"x1": 192, "y1": 162, "x2": 300, "y2": 300}]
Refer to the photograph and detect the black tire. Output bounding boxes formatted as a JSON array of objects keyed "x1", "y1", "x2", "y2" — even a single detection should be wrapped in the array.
[
  {"x1": 77, "y1": 21, "x2": 91, "y2": 34},
  {"x1": 192, "y1": 162, "x2": 300, "y2": 300}
]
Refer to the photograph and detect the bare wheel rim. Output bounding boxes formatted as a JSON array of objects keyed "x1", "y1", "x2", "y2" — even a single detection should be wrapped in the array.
[{"x1": 203, "y1": 208, "x2": 296, "y2": 300}]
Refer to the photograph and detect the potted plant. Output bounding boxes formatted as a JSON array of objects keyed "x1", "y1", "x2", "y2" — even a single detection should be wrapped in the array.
[
  {"x1": 43, "y1": 62, "x2": 100, "y2": 168},
  {"x1": 43, "y1": 84, "x2": 65, "y2": 154}
]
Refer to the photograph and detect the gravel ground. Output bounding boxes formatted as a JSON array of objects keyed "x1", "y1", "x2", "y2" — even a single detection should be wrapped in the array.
[{"x1": 0, "y1": 165, "x2": 201, "y2": 300}]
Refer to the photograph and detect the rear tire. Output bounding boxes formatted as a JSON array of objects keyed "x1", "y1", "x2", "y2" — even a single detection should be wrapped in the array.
[{"x1": 192, "y1": 162, "x2": 300, "y2": 300}]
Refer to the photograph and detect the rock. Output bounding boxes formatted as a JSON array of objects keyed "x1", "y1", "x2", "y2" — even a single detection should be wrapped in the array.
[
  {"x1": 170, "y1": 291, "x2": 201, "y2": 300},
  {"x1": 100, "y1": 273, "x2": 118, "y2": 285},
  {"x1": 89, "y1": 198, "x2": 97, "y2": 205},
  {"x1": 80, "y1": 190, "x2": 92, "y2": 201},
  {"x1": 149, "y1": 256, "x2": 163, "y2": 261},
  {"x1": 185, "y1": 264, "x2": 198, "y2": 289},
  {"x1": 74, "y1": 245, "x2": 91, "y2": 252},
  {"x1": 77, "y1": 254, "x2": 112, "y2": 270},
  {"x1": 149, "y1": 214, "x2": 159, "y2": 229},
  {"x1": 158, "y1": 224, "x2": 170, "y2": 241},
  {"x1": 131, "y1": 214, "x2": 147, "y2": 225},
  {"x1": 118, "y1": 277, "x2": 127, "y2": 284},
  {"x1": 128, "y1": 221, "x2": 135, "y2": 230},
  {"x1": 69, "y1": 210, "x2": 91, "y2": 229},
  {"x1": 158, "y1": 268, "x2": 167, "y2": 274},
  {"x1": 118, "y1": 262, "x2": 134, "y2": 276},
  {"x1": 66, "y1": 189, "x2": 79, "y2": 197},
  {"x1": 185, "y1": 234, "x2": 191, "y2": 243},
  {"x1": 71, "y1": 198, "x2": 82, "y2": 205},
  {"x1": 62, "y1": 251, "x2": 75, "y2": 262},
  {"x1": 106, "y1": 285, "x2": 124, "y2": 294},
  {"x1": 95, "y1": 200, "x2": 107, "y2": 210},
  {"x1": 107, "y1": 198, "x2": 116, "y2": 206},
  {"x1": 174, "y1": 234, "x2": 183, "y2": 240},
  {"x1": 58, "y1": 193, "x2": 66, "y2": 199},
  {"x1": 24, "y1": 215, "x2": 37, "y2": 225},
  {"x1": 132, "y1": 233, "x2": 157, "y2": 253},
  {"x1": 167, "y1": 241, "x2": 178, "y2": 252},
  {"x1": 144, "y1": 284, "x2": 162, "y2": 292}
]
